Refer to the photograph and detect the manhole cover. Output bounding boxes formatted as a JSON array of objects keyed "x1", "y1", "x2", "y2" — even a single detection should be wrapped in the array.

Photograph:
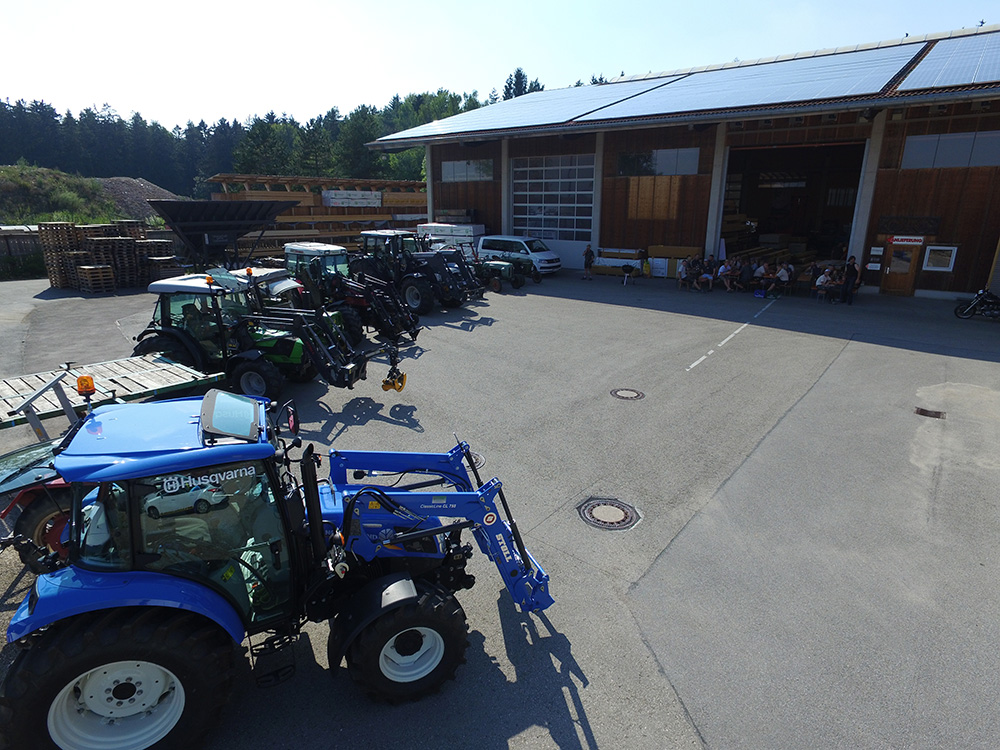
[
  {"x1": 610, "y1": 388, "x2": 645, "y2": 401},
  {"x1": 577, "y1": 497, "x2": 640, "y2": 531},
  {"x1": 468, "y1": 450, "x2": 486, "y2": 469}
]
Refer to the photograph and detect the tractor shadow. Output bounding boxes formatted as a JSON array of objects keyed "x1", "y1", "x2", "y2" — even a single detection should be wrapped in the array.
[
  {"x1": 433, "y1": 307, "x2": 497, "y2": 332},
  {"x1": 311, "y1": 396, "x2": 423, "y2": 442},
  {"x1": 0, "y1": 566, "x2": 35, "y2": 675},
  {"x1": 211, "y1": 594, "x2": 593, "y2": 750}
]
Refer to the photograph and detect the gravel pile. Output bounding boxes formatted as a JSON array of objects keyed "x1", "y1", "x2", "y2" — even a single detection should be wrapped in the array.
[{"x1": 97, "y1": 177, "x2": 181, "y2": 220}]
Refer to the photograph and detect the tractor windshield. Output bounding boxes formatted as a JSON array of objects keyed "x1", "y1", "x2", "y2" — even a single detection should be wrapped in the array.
[
  {"x1": 322, "y1": 254, "x2": 350, "y2": 276},
  {"x1": 135, "y1": 460, "x2": 293, "y2": 627}
]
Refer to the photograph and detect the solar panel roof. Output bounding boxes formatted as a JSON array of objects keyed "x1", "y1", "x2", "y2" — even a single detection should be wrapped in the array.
[
  {"x1": 898, "y1": 32, "x2": 1000, "y2": 90},
  {"x1": 376, "y1": 77, "x2": 681, "y2": 142},
  {"x1": 578, "y1": 44, "x2": 920, "y2": 122},
  {"x1": 373, "y1": 27, "x2": 1000, "y2": 148}
]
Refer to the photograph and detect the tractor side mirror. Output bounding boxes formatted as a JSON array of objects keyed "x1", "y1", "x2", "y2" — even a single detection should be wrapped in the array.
[{"x1": 276, "y1": 400, "x2": 299, "y2": 435}]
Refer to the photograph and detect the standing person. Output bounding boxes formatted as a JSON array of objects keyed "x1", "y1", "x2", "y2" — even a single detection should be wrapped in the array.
[
  {"x1": 836, "y1": 255, "x2": 861, "y2": 305},
  {"x1": 582, "y1": 244, "x2": 595, "y2": 280}
]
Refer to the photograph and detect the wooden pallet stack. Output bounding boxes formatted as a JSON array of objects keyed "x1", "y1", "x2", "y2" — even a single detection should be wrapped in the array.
[
  {"x1": 135, "y1": 239, "x2": 175, "y2": 286},
  {"x1": 147, "y1": 256, "x2": 185, "y2": 280},
  {"x1": 107, "y1": 237, "x2": 139, "y2": 287},
  {"x1": 76, "y1": 265, "x2": 116, "y2": 294},
  {"x1": 62, "y1": 251, "x2": 93, "y2": 289},
  {"x1": 37, "y1": 222, "x2": 76, "y2": 288},
  {"x1": 80, "y1": 236, "x2": 142, "y2": 288},
  {"x1": 81, "y1": 236, "x2": 116, "y2": 269},
  {"x1": 114, "y1": 219, "x2": 147, "y2": 240}
]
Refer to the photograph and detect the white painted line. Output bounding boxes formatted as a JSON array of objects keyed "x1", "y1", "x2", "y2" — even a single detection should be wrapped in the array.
[
  {"x1": 688, "y1": 302, "x2": 775, "y2": 372},
  {"x1": 753, "y1": 299, "x2": 778, "y2": 319},
  {"x1": 686, "y1": 355, "x2": 708, "y2": 371},
  {"x1": 718, "y1": 323, "x2": 748, "y2": 347}
]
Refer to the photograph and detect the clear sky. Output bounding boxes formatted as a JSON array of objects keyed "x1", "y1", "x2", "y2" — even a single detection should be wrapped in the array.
[{"x1": 3, "y1": 0, "x2": 995, "y2": 131}]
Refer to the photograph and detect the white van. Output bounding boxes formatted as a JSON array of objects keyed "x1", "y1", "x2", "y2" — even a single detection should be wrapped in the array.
[{"x1": 476, "y1": 236, "x2": 562, "y2": 274}]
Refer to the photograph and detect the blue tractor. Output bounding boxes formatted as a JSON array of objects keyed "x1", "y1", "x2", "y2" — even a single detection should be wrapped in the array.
[{"x1": 0, "y1": 389, "x2": 552, "y2": 749}]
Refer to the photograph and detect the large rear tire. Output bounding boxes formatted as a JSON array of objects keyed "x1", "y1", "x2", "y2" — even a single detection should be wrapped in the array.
[
  {"x1": 13, "y1": 490, "x2": 72, "y2": 563},
  {"x1": 0, "y1": 608, "x2": 235, "y2": 750},
  {"x1": 401, "y1": 278, "x2": 435, "y2": 316},
  {"x1": 232, "y1": 359, "x2": 284, "y2": 399},
  {"x1": 337, "y1": 306, "x2": 365, "y2": 347},
  {"x1": 343, "y1": 587, "x2": 468, "y2": 702}
]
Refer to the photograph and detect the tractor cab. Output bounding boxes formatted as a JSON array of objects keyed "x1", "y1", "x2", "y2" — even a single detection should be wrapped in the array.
[
  {"x1": 144, "y1": 273, "x2": 245, "y2": 368},
  {"x1": 284, "y1": 241, "x2": 352, "y2": 282},
  {"x1": 39, "y1": 391, "x2": 299, "y2": 635}
]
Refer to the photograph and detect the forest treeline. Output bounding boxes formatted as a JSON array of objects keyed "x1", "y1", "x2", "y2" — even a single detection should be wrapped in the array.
[{"x1": 0, "y1": 67, "x2": 587, "y2": 200}]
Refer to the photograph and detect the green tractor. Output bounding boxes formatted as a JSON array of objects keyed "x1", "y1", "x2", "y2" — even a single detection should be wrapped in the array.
[
  {"x1": 132, "y1": 269, "x2": 405, "y2": 400},
  {"x1": 438, "y1": 241, "x2": 526, "y2": 293}
]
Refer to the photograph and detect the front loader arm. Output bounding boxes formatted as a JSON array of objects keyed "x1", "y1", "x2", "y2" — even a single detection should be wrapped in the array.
[{"x1": 327, "y1": 445, "x2": 553, "y2": 613}]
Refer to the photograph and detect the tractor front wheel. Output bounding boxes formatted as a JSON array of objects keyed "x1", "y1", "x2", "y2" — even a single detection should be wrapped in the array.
[
  {"x1": 487, "y1": 277, "x2": 502, "y2": 293},
  {"x1": 343, "y1": 587, "x2": 468, "y2": 702},
  {"x1": 0, "y1": 608, "x2": 235, "y2": 750},
  {"x1": 511, "y1": 273, "x2": 526, "y2": 289},
  {"x1": 531, "y1": 269, "x2": 543, "y2": 284},
  {"x1": 401, "y1": 279, "x2": 435, "y2": 315},
  {"x1": 232, "y1": 359, "x2": 284, "y2": 399}
]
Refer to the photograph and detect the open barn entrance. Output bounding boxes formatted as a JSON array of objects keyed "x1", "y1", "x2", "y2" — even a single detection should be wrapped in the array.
[{"x1": 723, "y1": 143, "x2": 866, "y2": 266}]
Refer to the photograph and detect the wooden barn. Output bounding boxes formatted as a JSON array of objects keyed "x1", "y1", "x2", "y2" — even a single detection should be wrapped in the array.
[{"x1": 371, "y1": 25, "x2": 1000, "y2": 298}]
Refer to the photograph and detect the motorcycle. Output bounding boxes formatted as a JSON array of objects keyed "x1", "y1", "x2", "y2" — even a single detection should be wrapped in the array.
[{"x1": 954, "y1": 288, "x2": 1000, "y2": 319}]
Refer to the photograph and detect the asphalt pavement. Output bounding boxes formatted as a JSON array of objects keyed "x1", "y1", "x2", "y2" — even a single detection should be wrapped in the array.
[{"x1": 0, "y1": 274, "x2": 997, "y2": 749}]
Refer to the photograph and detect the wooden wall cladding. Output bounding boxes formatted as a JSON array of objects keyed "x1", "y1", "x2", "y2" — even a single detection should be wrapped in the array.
[
  {"x1": 430, "y1": 141, "x2": 503, "y2": 230},
  {"x1": 869, "y1": 167, "x2": 1000, "y2": 293},
  {"x1": 509, "y1": 133, "x2": 597, "y2": 158},
  {"x1": 599, "y1": 126, "x2": 715, "y2": 249},
  {"x1": 601, "y1": 174, "x2": 711, "y2": 249},
  {"x1": 870, "y1": 103, "x2": 1000, "y2": 292}
]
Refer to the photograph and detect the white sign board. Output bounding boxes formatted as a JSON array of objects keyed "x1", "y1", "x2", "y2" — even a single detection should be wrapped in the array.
[
  {"x1": 322, "y1": 190, "x2": 382, "y2": 208},
  {"x1": 887, "y1": 235, "x2": 924, "y2": 245}
]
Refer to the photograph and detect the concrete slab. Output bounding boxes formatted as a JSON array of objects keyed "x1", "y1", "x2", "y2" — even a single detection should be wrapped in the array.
[{"x1": 0, "y1": 275, "x2": 997, "y2": 749}]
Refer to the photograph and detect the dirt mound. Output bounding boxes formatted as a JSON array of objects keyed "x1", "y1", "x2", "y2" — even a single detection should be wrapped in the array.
[{"x1": 97, "y1": 177, "x2": 181, "y2": 220}]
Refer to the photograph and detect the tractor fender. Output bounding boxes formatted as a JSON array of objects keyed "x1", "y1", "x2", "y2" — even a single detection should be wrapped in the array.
[
  {"x1": 135, "y1": 327, "x2": 206, "y2": 371},
  {"x1": 7, "y1": 567, "x2": 246, "y2": 645},
  {"x1": 325, "y1": 571, "x2": 418, "y2": 671}
]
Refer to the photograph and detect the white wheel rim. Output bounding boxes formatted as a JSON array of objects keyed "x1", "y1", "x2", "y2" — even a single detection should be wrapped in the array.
[
  {"x1": 240, "y1": 371, "x2": 267, "y2": 395},
  {"x1": 405, "y1": 287, "x2": 421, "y2": 307},
  {"x1": 48, "y1": 660, "x2": 185, "y2": 750},
  {"x1": 378, "y1": 627, "x2": 445, "y2": 683}
]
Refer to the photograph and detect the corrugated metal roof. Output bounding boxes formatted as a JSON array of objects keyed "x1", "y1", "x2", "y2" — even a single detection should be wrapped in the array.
[{"x1": 372, "y1": 25, "x2": 1000, "y2": 149}]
